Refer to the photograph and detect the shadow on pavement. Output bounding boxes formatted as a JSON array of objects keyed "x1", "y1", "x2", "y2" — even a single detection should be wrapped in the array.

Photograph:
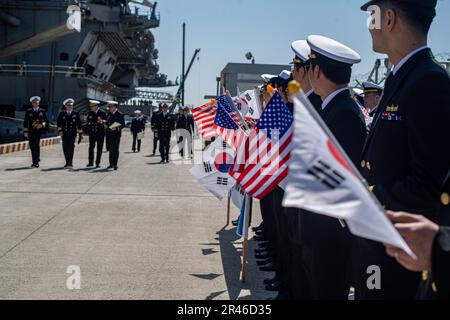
[
  {"x1": 88, "y1": 168, "x2": 111, "y2": 174},
  {"x1": 4, "y1": 166, "x2": 34, "y2": 172},
  {"x1": 207, "y1": 227, "x2": 266, "y2": 301},
  {"x1": 40, "y1": 167, "x2": 67, "y2": 172},
  {"x1": 147, "y1": 162, "x2": 164, "y2": 166},
  {"x1": 70, "y1": 168, "x2": 96, "y2": 173}
]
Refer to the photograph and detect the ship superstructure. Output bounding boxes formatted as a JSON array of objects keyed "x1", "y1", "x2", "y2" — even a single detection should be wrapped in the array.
[{"x1": 0, "y1": 0, "x2": 172, "y2": 123}]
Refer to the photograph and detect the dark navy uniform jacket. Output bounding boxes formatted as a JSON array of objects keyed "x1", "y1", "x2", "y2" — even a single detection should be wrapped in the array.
[
  {"x1": 24, "y1": 108, "x2": 49, "y2": 134},
  {"x1": 361, "y1": 48, "x2": 450, "y2": 216},
  {"x1": 355, "y1": 48, "x2": 450, "y2": 300},
  {"x1": 154, "y1": 112, "x2": 175, "y2": 137},
  {"x1": 57, "y1": 111, "x2": 82, "y2": 135},
  {"x1": 307, "y1": 90, "x2": 323, "y2": 115},
  {"x1": 131, "y1": 117, "x2": 146, "y2": 134},
  {"x1": 418, "y1": 172, "x2": 450, "y2": 300},
  {"x1": 106, "y1": 111, "x2": 126, "y2": 136},
  {"x1": 300, "y1": 89, "x2": 367, "y2": 247},
  {"x1": 85, "y1": 109, "x2": 107, "y2": 136}
]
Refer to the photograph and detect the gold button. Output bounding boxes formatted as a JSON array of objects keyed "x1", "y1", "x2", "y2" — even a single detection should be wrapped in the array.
[
  {"x1": 361, "y1": 160, "x2": 366, "y2": 168},
  {"x1": 367, "y1": 162, "x2": 372, "y2": 171},
  {"x1": 422, "y1": 271, "x2": 429, "y2": 281},
  {"x1": 432, "y1": 282, "x2": 438, "y2": 293},
  {"x1": 441, "y1": 193, "x2": 449, "y2": 206}
]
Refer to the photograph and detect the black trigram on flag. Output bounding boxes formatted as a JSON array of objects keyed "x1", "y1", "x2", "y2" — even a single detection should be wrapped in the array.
[
  {"x1": 307, "y1": 160, "x2": 346, "y2": 190},
  {"x1": 203, "y1": 162, "x2": 213, "y2": 173},
  {"x1": 234, "y1": 183, "x2": 245, "y2": 196},
  {"x1": 217, "y1": 177, "x2": 229, "y2": 186},
  {"x1": 222, "y1": 140, "x2": 228, "y2": 150},
  {"x1": 249, "y1": 108, "x2": 254, "y2": 115},
  {"x1": 245, "y1": 93, "x2": 252, "y2": 102}
]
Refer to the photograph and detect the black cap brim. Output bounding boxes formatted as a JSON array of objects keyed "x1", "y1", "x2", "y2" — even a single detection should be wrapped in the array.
[{"x1": 361, "y1": 0, "x2": 378, "y2": 11}]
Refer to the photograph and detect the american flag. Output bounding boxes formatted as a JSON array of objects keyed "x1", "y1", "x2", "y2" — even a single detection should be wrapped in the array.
[
  {"x1": 192, "y1": 101, "x2": 218, "y2": 140},
  {"x1": 216, "y1": 94, "x2": 244, "y2": 127},
  {"x1": 230, "y1": 92, "x2": 294, "y2": 200},
  {"x1": 214, "y1": 97, "x2": 248, "y2": 151}
]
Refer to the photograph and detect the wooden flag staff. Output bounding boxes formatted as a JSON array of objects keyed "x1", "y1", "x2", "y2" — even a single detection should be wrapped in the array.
[
  {"x1": 240, "y1": 195, "x2": 253, "y2": 283},
  {"x1": 226, "y1": 194, "x2": 231, "y2": 226}
]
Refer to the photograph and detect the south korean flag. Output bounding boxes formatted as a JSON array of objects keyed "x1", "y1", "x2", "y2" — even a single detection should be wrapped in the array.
[
  {"x1": 190, "y1": 137, "x2": 236, "y2": 200},
  {"x1": 239, "y1": 89, "x2": 262, "y2": 121}
]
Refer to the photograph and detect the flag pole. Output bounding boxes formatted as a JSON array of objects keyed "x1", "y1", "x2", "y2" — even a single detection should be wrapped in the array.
[
  {"x1": 226, "y1": 194, "x2": 231, "y2": 226},
  {"x1": 240, "y1": 195, "x2": 252, "y2": 283}
]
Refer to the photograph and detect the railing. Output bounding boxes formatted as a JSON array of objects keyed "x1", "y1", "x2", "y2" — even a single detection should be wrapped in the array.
[
  {"x1": 0, "y1": 64, "x2": 86, "y2": 77},
  {"x1": 0, "y1": 115, "x2": 58, "y2": 130}
]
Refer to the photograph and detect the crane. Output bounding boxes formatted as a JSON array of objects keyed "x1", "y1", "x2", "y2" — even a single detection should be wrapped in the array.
[{"x1": 169, "y1": 48, "x2": 201, "y2": 113}]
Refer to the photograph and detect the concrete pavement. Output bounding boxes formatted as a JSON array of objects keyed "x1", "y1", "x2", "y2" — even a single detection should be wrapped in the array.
[{"x1": 0, "y1": 132, "x2": 272, "y2": 300}]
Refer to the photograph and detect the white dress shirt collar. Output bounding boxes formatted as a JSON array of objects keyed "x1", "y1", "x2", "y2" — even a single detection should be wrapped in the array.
[
  {"x1": 392, "y1": 46, "x2": 428, "y2": 76},
  {"x1": 321, "y1": 87, "x2": 349, "y2": 110},
  {"x1": 305, "y1": 89, "x2": 314, "y2": 98}
]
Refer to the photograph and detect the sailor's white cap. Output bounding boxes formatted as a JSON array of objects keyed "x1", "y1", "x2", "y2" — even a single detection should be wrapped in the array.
[
  {"x1": 261, "y1": 74, "x2": 277, "y2": 83},
  {"x1": 307, "y1": 35, "x2": 361, "y2": 65},
  {"x1": 107, "y1": 101, "x2": 119, "y2": 106},
  {"x1": 89, "y1": 100, "x2": 101, "y2": 105},
  {"x1": 30, "y1": 96, "x2": 41, "y2": 103},
  {"x1": 353, "y1": 88, "x2": 365, "y2": 97},
  {"x1": 279, "y1": 70, "x2": 292, "y2": 81},
  {"x1": 291, "y1": 40, "x2": 311, "y2": 63},
  {"x1": 63, "y1": 98, "x2": 75, "y2": 105},
  {"x1": 362, "y1": 82, "x2": 383, "y2": 93}
]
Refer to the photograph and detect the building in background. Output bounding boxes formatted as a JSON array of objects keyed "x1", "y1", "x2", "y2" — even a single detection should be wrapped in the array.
[{"x1": 220, "y1": 63, "x2": 291, "y2": 96}]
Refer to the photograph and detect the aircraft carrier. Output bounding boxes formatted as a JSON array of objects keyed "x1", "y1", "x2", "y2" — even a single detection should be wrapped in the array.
[{"x1": 0, "y1": 0, "x2": 174, "y2": 143}]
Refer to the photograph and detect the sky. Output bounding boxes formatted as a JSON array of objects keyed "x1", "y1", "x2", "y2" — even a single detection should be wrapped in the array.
[{"x1": 146, "y1": 0, "x2": 450, "y2": 107}]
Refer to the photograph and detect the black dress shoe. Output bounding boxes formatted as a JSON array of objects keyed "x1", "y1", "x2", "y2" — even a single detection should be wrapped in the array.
[
  {"x1": 96, "y1": 165, "x2": 101, "y2": 169},
  {"x1": 252, "y1": 224, "x2": 264, "y2": 232},
  {"x1": 264, "y1": 276, "x2": 279, "y2": 285},
  {"x1": 254, "y1": 235, "x2": 267, "y2": 242},
  {"x1": 255, "y1": 230, "x2": 265, "y2": 236},
  {"x1": 87, "y1": 164, "x2": 94, "y2": 168},
  {"x1": 255, "y1": 248, "x2": 268, "y2": 255},
  {"x1": 260, "y1": 263, "x2": 277, "y2": 272},
  {"x1": 232, "y1": 219, "x2": 239, "y2": 227},
  {"x1": 255, "y1": 253, "x2": 270, "y2": 260},
  {"x1": 35, "y1": 164, "x2": 40, "y2": 168},
  {"x1": 114, "y1": 166, "x2": 118, "y2": 171},
  {"x1": 257, "y1": 259, "x2": 273, "y2": 266},
  {"x1": 273, "y1": 292, "x2": 291, "y2": 300},
  {"x1": 265, "y1": 281, "x2": 281, "y2": 292},
  {"x1": 107, "y1": 166, "x2": 114, "y2": 169}
]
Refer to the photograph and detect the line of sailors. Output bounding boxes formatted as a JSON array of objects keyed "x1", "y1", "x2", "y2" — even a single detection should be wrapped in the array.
[
  {"x1": 234, "y1": 0, "x2": 450, "y2": 301},
  {"x1": 23, "y1": 98, "x2": 125, "y2": 170},
  {"x1": 150, "y1": 103, "x2": 195, "y2": 163},
  {"x1": 23, "y1": 98, "x2": 196, "y2": 168}
]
